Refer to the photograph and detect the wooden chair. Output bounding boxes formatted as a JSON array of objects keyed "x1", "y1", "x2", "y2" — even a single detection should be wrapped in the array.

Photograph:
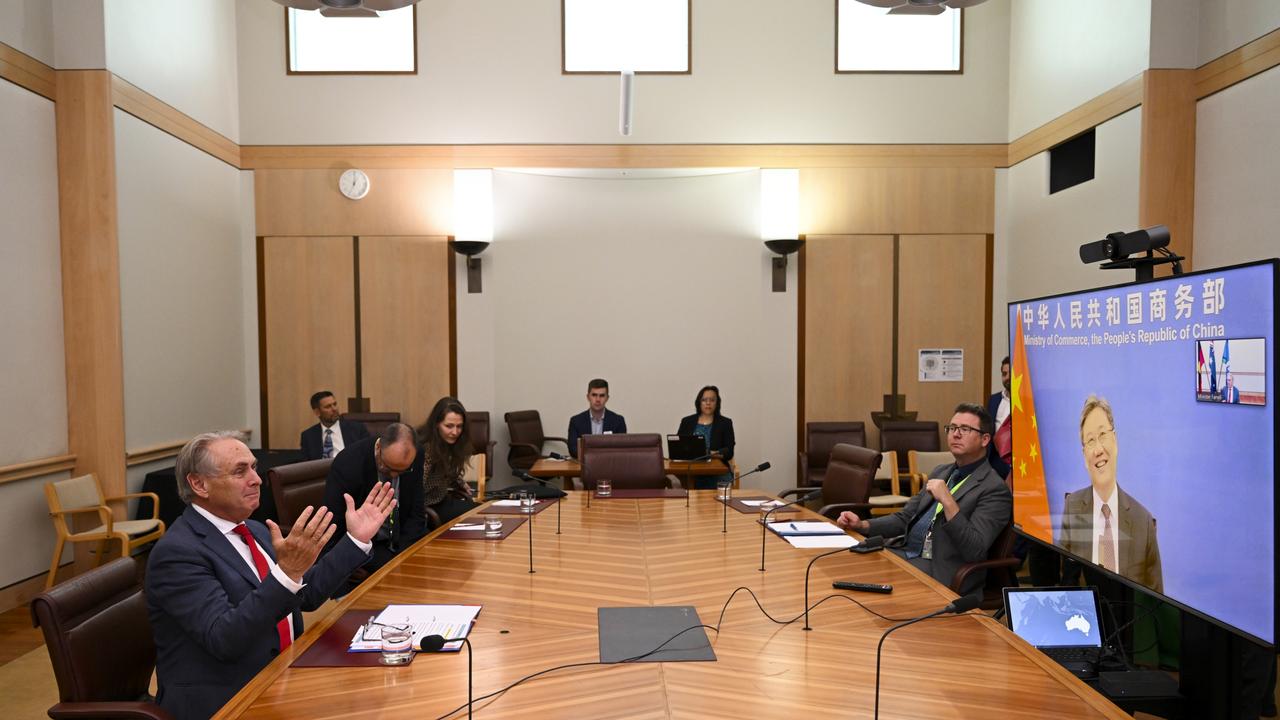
[
  {"x1": 462, "y1": 452, "x2": 487, "y2": 499},
  {"x1": 908, "y1": 450, "x2": 956, "y2": 491},
  {"x1": 949, "y1": 521, "x2": 1021, "y2": 609},
  {"x1": 30, "y1": 557, "x2": 172, "y2": 720},
  {"x1": 44, "y1": 474, "x2": 165, "y2": 589},
  {"x1": 467, "y1": 411, "x2": 496, "y2": 484},
  {"x1": 343, "y1": 411, "x2": 400, "y2": 438},
  {"x1": 866, "y1": 450, "x2": 913, "y2": 516},
  {"x1": 580, "y1": 433, "x2": 669, "y2": 491},
  {"x1": 880, "y1": 420, "x2": 940, "y2": 483}
]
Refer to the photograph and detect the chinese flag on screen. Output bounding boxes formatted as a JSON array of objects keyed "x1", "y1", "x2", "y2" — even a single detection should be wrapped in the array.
[{"x1": 1012, "y1": 307, "x2": 1052, "y2": 543}]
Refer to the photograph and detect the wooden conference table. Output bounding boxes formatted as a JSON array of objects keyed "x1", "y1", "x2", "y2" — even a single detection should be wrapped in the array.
[
  {"x1": 529, "y1": 456, "x2": 735, "y2": 486},
  {"x1": 215, "y1": 491, "x2": 1127, "y2": 720}
]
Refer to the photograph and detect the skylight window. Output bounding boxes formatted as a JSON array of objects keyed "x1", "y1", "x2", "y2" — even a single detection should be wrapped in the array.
[
  {"x1": 287, "y1": 6, "x2": 416, "y2": 74},
  {"x1": 836, "y1": 1, "x2": 962, "y2": 73},
  {"x1": 563, "y1": 0, "x2": 690, "y2": 73}
]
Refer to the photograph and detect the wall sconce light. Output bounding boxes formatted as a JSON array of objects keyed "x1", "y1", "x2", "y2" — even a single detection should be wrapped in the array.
[
  {"x1": 764, "y1": 238, "x2": 804, "y2": 292},
  {"x1": 453, "y1": 169, "x2": 493, "y2": 293},
  {"x1": 449, "y1": 239, "x2": 489, "y2": 293},
  {"x1": 760, "y1": 169, "x2": 800, "y2": 292}
]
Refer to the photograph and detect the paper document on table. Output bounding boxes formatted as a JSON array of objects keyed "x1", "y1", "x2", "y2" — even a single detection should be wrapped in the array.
[
  {"x1": 767, "y1": 521, "x2": 845, "y2": 536},
  {"x1": 741, "y1": 499, "x2": 783, "y2": 508},
  {"x1": 349, "y1": 604, "x2": 482, "y2": 652},
  {"x1": 785, "y1": 534, "x2": 858, "y2": 549},
  {"x1": 451, "y1": 523, "x2": 485, "y2": 531},
  {"x1": 491, "y1": 499, "x2": 522, "y2": 507}
]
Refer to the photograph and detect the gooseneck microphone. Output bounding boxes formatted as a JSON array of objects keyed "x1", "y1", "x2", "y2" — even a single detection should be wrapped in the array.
[
  {"x1": 758, "y1": 486, "x2": 820, "y2": 572},
  {"x1": 421, "y1": 634, "x2": 474, "y2": 719},
  {"x1": 512, "y1": 469, "x2": 564, "y2": 534},
  {"x1": 737, "y1": 461, "x2": 771, "y2": 484},
  {"x1": 873, "y1": 594, "x2": 982, "y2": 720},
  {"x1": 800, "y1": 536, "x2": 884, "y2": 631}
]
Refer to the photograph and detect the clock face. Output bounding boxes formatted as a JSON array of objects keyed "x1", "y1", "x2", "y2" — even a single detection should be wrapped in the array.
[{"x1": 338, "y1": 169, "x2": 370, "y2": 200}]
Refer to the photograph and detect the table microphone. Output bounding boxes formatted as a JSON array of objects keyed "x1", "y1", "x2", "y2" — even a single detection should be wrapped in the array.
[
  {"x1": 420, "y1": 634, "x2": 474, "y2": 719},
  {"x1": 510, "y1": 470, "x2": 568, "y2": 498},
  {"x1": 548, "y1": 452, "x2": 568, "y2": 460},
  {"x1": 759, "y1": 487, "x2": 820, "y2": 572},
  {"x1": 801, "y1": 536, "x2": 884, "y2": 631},
  {"x1": 872, "y1": 594, "x2": 981, "y2": 720}
]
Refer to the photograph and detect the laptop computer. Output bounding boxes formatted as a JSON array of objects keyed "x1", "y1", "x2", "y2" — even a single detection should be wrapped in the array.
[
  {"x1": 1003, "y1": 586, "x2": 1105, "y2": 671},
  {"x1": 667, "y1": 435, "x2": 706, "y2": 461}
]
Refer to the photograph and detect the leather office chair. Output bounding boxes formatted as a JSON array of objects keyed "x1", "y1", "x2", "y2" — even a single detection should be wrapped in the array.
[
  {"x1": 466, "y1": 411, "x2": 496, "y2": 483},
  {"x1": 30, "y1": 557, "x2": 174, "y2": 720},
  {"x1": 268, "y1": 458, "x2": 333, "y2": 528},
  {"x1": 343, "y1": 411, "x2": 400, "y2": 438},
  {"x1": 44, "y1": 474, "x2": 165, "y2": 589},
  {"x1": 504, "y1": 410, "x2": 569, "y2": 472},
  {"x1": 949, "y1": 521, "x2": 1020, "y2": 609},
  {"x1": 781, "y1": 443, "x2": 881, "y2": 521},
  {"x1": 879, "y1": 420, "x2": 940, "y2": 488},
  {"x1": 580, "y1": 433, "x2": 668, "y2": 491},
  {"x1": 799, "y1": 422, "x2": 866, "y2": 488}
]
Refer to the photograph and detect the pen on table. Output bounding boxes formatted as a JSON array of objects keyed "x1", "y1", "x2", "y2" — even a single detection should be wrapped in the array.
[{"x1": 789, "y1": 523, "x2": 798, "y2": 532}]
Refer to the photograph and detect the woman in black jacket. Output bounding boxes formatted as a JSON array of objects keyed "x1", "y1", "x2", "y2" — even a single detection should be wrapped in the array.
[{"x1": 676, "y1": 385, "x2": 735, "y2": 490}]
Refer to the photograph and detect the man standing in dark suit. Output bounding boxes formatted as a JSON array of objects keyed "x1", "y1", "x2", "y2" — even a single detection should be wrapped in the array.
[
  {"x1": 146, "y1": 431, "x2": 394, "y2": 720},
  {"x1": 837, "y1": 403, "x2": 1012, "y2": 598},
  {"x1": 323, "y1": 423, "x2": 426, "y2": 592},
  {"x1": 567, "y1": 378, "x2": 627, "y2": 458},
  {"x1": 986, "y1": 356, "x2": 1012, "y2": 478},
  {"x1": 300, "y1": 390, "x2": 369, "y2": 460}
]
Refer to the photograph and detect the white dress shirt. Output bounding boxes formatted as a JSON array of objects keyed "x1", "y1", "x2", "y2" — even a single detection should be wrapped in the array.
[
  {"x1": 321, "y1": 421, "x2": 347, "y2": 456},
  {"x1": 995, "y1": 391, "x2": 1011, "y2": 429},
  {"x1": 1090, "y1": 486, "x2": 1117, "y2": 567}
]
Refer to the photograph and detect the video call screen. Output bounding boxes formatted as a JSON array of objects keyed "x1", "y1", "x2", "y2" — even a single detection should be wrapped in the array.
[{"x1": 1008, "y1": 260, "x2": 1276, "y2": 645}]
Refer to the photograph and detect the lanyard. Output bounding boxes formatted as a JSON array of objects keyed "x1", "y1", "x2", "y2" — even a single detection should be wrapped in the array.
[{"x1": 930, "y1": 475, "x2": 970, "y2": 520}]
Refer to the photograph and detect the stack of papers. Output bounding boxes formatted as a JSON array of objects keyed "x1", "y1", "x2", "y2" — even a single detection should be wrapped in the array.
[
  {"x1": 766, "y1": 521, "x2": 845, "y2": 536},
  {"x1": 349, "y1": 604, "x2": 482, "y2": 653},
  {"x1": 741, "y1": 499, "x2": 785, "y2": 509},
  {"x1": 450, "y1": 523, "x2": 486, "y2": 531},
  {"x1": 490, "y1": 499, "x2": 522, "y2": 507}
]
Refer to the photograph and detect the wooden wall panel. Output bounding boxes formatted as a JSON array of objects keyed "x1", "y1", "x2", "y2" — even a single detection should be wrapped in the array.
[
  {"x1": 896, "y1": 234, "x2": 988, "y2": 437},
  {"x1": 1139, "y1": 69, "x2": 1196, "y2": 273},
  {"x1": 803, "y1": 235, "x2": 894, "y2": 448},
  {"x1": 254, "y1": 169, "x2": 452, "y2": 237},
  {"x1": 261, "y1": 236, "x2": 357, "y2": 447},
  {"x1": 800, "y1": 167, "x2": 994, "y2": 235},
  {"x1": 358, "y1": 237, "x2": 452, "y2": 430}
]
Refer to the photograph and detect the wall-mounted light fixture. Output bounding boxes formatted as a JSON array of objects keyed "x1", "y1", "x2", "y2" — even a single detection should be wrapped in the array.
[
  {"x1": 452, "y1": 169, "x2": 493, "y2": 293},
  {"x1": 760, "y1": 169, "x2": 801, "y2": 292}
]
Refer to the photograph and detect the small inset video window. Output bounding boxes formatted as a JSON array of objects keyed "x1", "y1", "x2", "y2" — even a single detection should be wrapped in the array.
[{"x1": 1196, "y1": 338, "x2": 1266, "y2": 405}]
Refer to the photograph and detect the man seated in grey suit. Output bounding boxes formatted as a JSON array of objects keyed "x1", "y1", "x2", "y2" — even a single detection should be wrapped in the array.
[
  {"x1": 836, "y1": 403, "x2": 1012, "y2": 598},
  {"x1": 1056, "y1": 394, "x2": 1163, "y2": 593},
  {"x1": 145, "y1": 431, "x2": 395, "y2": 720}
]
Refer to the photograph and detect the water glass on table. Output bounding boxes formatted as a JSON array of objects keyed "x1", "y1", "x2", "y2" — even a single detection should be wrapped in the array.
[
  {"x1": 379, "y1": 623, "x2": 413, "y2": 665},
  {"x1": 596, "y1": 478, "x2": 612, "y2": 497},
  {"x1": 716, "y1": 479, "x2": 732, "y2": 500},
  {"x1": 519, "y1": 490, "x2": 536, "y2": 513},
  {"x1": 484, "y1": 515, "x2": 503, "y2": 537}
]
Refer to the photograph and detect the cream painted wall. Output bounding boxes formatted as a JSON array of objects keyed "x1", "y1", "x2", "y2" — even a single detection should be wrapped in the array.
[
  {"x1": 52, "y1": 0, "x2": 105, "y2": 69},
  {"x1": 239, "y1": 171, "x2": 262, "y2": 445},
  {"x1": 1194, "y1": 66, "x2": 1280, "y2": 269},
  {"x1": 104, "y1": 0, "x2": 240, "y2": 141},
  {"x1": 1007, "y1": 0, "x2": 1150, "y2": 140},
  {"x1": 115, "y1": 110, "x2": 250, "y2": 457},
  {"x1": 456, "y1": 169, "x2": 798, "y2": 494},
  {"x1": 0, "y1": 80, "x2": 69, "y2": 587},
  {"x1": 1198, "y1": 0, "x2": 1280, "y2": 65},
  {"x1": 991, "y1": 168, "x2": 1011, "y2": 386},
  {"x1": 235, "y1": 0, "x2": 1009, "y2": 145},
  {"x1": 0, "y1": 0, "x2": 53, "y2": 63},
  {"x1": 1003, "y1": 109, "x2": 1142, "y2": 304}
]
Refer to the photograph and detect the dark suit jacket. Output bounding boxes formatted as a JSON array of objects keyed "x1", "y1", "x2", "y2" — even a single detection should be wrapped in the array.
[
  {"x1": 1056, "y1": 485, "x2": 1163, "y2": 593},
  {"x1": 1223, "y1": 386, "x2": 1241, "y2": 403},
  {"x1": 676, "y1": 414, "x2": 735, "y2": 461},
  {"x1": 323, "y1": 436, "x2": 425, "y2": 559},
  {"x1": 567, "y1": 409, "x2": 627, "y2": 458},
  {"x1": 985, "y1": 392, "x2": 1011, "y2": 479},
  {"x1": 865, "y1": 459, "x2": 1012, "y2": 597},
  {"x1": 146, "y1": 506, "x2": 368, "y2": 720},
  {"x1": 300, "y1": 418, "x2": 370, "y2": 460}
]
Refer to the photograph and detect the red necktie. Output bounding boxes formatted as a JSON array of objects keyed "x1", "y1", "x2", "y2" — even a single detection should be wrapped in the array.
[{"x1": 231, "y1": 524, "x2": 292, "y2": 651}]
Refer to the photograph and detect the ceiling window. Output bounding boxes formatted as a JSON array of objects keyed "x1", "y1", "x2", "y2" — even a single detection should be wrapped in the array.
[
  {"x1": 286, "y1": 6, "x2": 417, "y2": 74},
  {"x1": 836, "y1": 1, "x2": 962, "y2": 73},
  {"x1": 562, "y1": 0, "x2": 690, "y2": 73}
]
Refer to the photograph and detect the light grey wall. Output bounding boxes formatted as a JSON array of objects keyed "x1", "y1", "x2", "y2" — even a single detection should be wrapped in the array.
[
  {"x1": 1194, "y1": 66, "x2": 1280, "y2": 269},
  {"x1": 0, "y1": 79, "x2": 69, "y2": 586},
  {"x1": 1197, "y1": 0, "x2": 1280, "y2": 65},
  {"x1": 0, "y1": 0, "x2": 54, "y2": 64},
  {"x1": 235, "y1": 0, "x2": 1010, "y2": 144},
  {"x1": 457, "y1": 169, "x2": 798, "y2": 494},
  {"x1": 115, "y1": 110, "x2": 250, "y2": 455}
]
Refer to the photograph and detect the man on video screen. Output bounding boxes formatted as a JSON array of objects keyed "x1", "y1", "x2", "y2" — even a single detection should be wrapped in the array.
[{"x1": 1056, "y1": 395, "x2": 1163, "y2": 593}]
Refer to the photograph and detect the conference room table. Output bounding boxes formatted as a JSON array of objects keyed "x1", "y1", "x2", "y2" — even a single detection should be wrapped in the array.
[
  {"x1": 214, "y1": 490, "x2": 1128, "y2": 720},
  {"x1": 529, "y1": 456, "x2": 735, "y2": 487}
]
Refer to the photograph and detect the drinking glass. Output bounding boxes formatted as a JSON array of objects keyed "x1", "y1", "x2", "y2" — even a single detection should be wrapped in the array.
[
  {"x1": 596, "y1": 478, "x2": 612, "y2": 497},
  {"x1": 716, "y1": 479, "x2": 732, "y2": 500},
  {"x1": 484, "y1": 515, "x2": 503, "y2": 537},
  {"x1": 520, "y1": 490, "x2": 536, "y2": 513},
  {"x1": 379, "y1": 623, "x2": 413, "y2": 665}
]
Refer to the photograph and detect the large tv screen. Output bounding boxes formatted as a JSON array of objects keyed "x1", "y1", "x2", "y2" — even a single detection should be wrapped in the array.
[{"x1": 1009, "y1": 260, "x2": 1276, "y2": 645}]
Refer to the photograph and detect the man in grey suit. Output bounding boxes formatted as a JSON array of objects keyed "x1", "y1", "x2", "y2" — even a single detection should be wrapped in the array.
[
  {"x1": 146, "y1": 431, "x2": 395, "y2": 720},
  {"x1": 837, "y1": 403, "x2": 1012, "y2": 598},
  {"x1": 1056, "y1": 395, "x2": 1163, "y2": 593}
]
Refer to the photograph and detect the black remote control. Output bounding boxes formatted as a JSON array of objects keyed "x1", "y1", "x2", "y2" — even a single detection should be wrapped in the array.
[{"x1": 832, "y1": 580, "x2": 893, "y2": 594}]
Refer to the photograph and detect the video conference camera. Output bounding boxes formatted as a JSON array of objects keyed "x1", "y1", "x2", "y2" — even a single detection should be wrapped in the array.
[{"x1": 1079, "y1": 225, "x2": 1171, "y2": 264}]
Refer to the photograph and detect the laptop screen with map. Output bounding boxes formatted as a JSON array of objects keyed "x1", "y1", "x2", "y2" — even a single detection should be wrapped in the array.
[{"x1": 1003, "y1": 586, "x2": 1103, "y2": 650}]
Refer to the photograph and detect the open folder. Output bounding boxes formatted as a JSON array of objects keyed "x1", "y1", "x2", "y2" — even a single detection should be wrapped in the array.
[
  {"x1": 765, "y1": 521, "x2": 846, "y2": 537},
  {"x1": 349, "y1": 604, "x2": 482, "y2": 652}
]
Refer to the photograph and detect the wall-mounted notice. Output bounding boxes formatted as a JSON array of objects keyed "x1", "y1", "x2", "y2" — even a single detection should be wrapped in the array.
[{"x1": 918, "y1": 348, "x2": 963, "y2": 382}]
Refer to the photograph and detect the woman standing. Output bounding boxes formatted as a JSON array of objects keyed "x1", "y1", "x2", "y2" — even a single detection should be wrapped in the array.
[
  {"x1": 416, "y1": 396, "x2": 479, "y2": 525},
  {"x1": 676, "y1": 385, "x2": 735, "y2": 490}
]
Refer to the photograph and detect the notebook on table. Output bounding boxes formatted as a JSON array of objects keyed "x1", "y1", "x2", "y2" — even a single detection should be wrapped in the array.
[{"x1": 1003, "y1": 586, "x2": 1105, "y2": 668}]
